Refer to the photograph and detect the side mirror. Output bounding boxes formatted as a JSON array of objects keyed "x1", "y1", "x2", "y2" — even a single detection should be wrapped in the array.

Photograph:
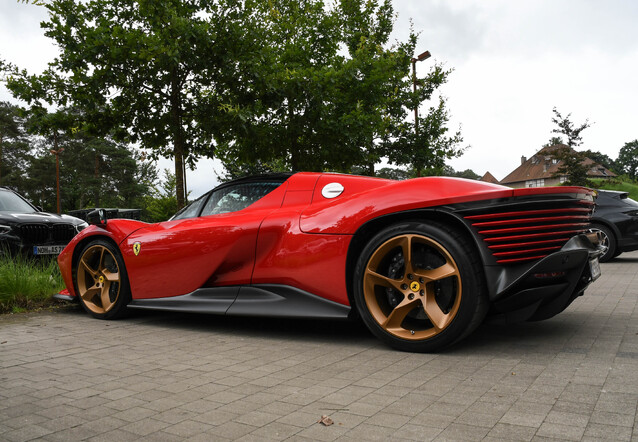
[{"x1": 87, "y1": 208, "x2": 107, "y2": 226}]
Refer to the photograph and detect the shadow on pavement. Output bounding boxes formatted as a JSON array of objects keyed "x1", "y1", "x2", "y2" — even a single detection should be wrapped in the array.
[{"x1": 58, "y1": 302, "x2": 584, "y2": 354}]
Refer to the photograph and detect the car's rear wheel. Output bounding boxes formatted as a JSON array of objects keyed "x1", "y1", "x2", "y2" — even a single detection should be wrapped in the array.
[
  {"x1": 353, "y1": 222, "x2": 487, "y2": 352},
  {"x1": 589, "y1": 223, "x2": 616, "y2": 262},
  {"x1": 75, "y1": 239, "x2": 131, "y2": 319}
]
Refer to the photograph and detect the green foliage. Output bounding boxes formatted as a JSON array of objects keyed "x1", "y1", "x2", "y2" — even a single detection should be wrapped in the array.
[
  {"x1": 369, "y1": 164, "x2": 479, "y2": 181},
  {"x1": 142, "y1": 169, "x2": 179, "y2": 222},
  {"x1": 0, "y1": 105, "x2": 156, "y2": 212},
  {"x1": 590, "y1": 177, "x2": 638, "y2": 201},
  {"x1": 551, "y1": 145, "x2": 592, "y2": 187},
  {"x1": 219, "y1": 158, "x2": 289, "y2": 182},
  {"x1": 374, "y1": 167, "x2": 411, "y2": 180},
  {"x1": 551, "y1": 107, "x2": 591, "y2": 148},
  {"x1": 549, "y1": 108, "x2": 593, "y2": 186},
  {"x1": 388, "y1": 96, "x2": 465, "y2": 177},
  {"x1": 582, "y1": 149, "x2": 618, "y2": 174},
  {"x1": 5, "y1": 0, "x2": 467, "y2": 197},
  {"x1": 616, "y1": 140, "x2": 638, "y2": 180},
  {"x1": 544, "y1": 136, "x2": 563, "y2": 147},
  {"x1": 0, "y1": 101, "x2": 30, "y2": 188},
  {"x1": 4, "y1": 0, "x2": 246, "y2": 209},
  {"x1": 211, "y1": 0, "x2": 462, "y2": 176},
  {"x1": 0, "y1": 254, "x2": 65, "y2": 313},
  {"x1": 450, "y1": 168, "x2": 480, "y2": 180}
]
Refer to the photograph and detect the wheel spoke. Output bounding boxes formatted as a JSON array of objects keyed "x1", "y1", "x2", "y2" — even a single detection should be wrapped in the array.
[
  {"x1": 79, "y1": 257, "x2": 98, "y2": 278},
  {"x1": 399, "y1": 235, "x2": 414, "y2": 275},
  {"x1": 100, "y1": 285, "x2": 113, "y2": 311},
  {"x1": 382, "y1": 296, "x2": 420, "y2": 331},
  {"x1": 80, "y1": 285, "x2": 100, "y2": 303},
  {"x1": 416, "y1": 262, "x2": 458, "y2": 283},
  {"x1": 102, "y1": 268, "x2": 119, "y2": 282},
  {"x1": 423, "y1": 288, "x2": 450, "y2": 330},
  {"x1": 365, "y1": 269, "x2": 404, "y2": 292},
  {"x1": 97, "y1": 247, "x2": 106, "y2": 271}
]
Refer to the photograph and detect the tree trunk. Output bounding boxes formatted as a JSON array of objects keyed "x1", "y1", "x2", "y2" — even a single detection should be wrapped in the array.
[
  {"x1": 170, "y1": 69, "x2": 186, "y2": 209},
  {"x1": 288, "y1": 99, "x2": 299, "y2": 171},
  {"x1": 94, "y1": 151, "x2": 100, "y2": 207}
]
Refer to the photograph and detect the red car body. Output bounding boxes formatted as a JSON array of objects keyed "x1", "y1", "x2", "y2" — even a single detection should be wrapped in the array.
[{"x1": 56, "y1": 172, "x2": 601, "y2": 351}]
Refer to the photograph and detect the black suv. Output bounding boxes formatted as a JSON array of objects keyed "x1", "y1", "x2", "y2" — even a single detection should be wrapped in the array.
[
  {"x1": 590, "y1": 190, "x2": 638, "y2": 262},
  {"x1": 0, "y1": 187, "x2": 87, "y2": 257}
]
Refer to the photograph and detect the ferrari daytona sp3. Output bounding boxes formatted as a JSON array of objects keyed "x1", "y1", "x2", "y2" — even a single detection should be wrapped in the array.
[{"x1": 55, "y1": 172, "x2": 601, "y2": 352}]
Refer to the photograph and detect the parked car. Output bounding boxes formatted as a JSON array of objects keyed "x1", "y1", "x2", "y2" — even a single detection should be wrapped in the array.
[
  {"x1": 0, "y1": 187, "x2": 88, "y2": 257},
  {"x1": 589, "y1": 190, "x2": 638, "y2": 262},
  {"x1": 55, "y1": 173, "x2": 601, "y2": 352}
]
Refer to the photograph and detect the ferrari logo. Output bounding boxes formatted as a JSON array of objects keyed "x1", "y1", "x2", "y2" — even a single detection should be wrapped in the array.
[
  {"x1": 133, "y1": 242, "x2": 141, "y2": 256},
  {"x1": 410, "y1": 281, "x2": 420, "y2": 292},
  {"x1": 98, "y1": 276, "x2": 104, "y2": 284}
]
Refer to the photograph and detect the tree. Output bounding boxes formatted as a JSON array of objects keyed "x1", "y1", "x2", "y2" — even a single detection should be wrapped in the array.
[
  {"x1": 0, "y1": 101, "x2": 30, "y2": 188},
  {"x1": 616, "y1": 140, "x2": 638, "y2": 181},
  {"x1": 388, "y1": 96, "x2": 464, "y2": 177},
  {"x1": 143, "y1": 169, "x2": 179, "y2": 222},
  {"x1": 543, "y1": 136, "x2": 563, "y2": 147},
  {"x1": 551, "y1": 146, "x2": 592, "y2": 187},
  {"x1": 549, "y1": 108, "x2": 592, "y2": 186},
  {"x1": 4, "y1": 0, "x2": 245, "y2": 209},
  {"x1": 582, "y1": 149, "x2": 617, "y2": 174},
  {"x1": 210, "y1": 0, "x2": 462, "y2": 176},
  {"x1": 551, "y1": 107, "x2": 591, "y2": 148}
]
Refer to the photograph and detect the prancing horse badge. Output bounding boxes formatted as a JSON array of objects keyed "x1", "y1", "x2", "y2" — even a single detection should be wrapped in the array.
[{"x1": 133, "y1": 242, "x2": 141, "y2": 256}]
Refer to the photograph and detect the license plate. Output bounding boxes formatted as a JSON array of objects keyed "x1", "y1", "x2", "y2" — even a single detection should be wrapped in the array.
[
  {"x1": 589, "y1": 258, "x2": 601, "y2": 281},
  {"x1": 33, "y1": 245, "x2": 65, "y2": 255}
]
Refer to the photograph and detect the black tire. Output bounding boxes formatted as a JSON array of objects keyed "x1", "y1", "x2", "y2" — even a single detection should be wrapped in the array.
[
  {"x1": 589, "y1": 223, "x2": 616, "y2": 262},
  {"x1": 353, "y1": 221, "x2": 488, "y2": 352},
  {"x1": 74, "y1": 239, "x2": 131, "y2": 319}
]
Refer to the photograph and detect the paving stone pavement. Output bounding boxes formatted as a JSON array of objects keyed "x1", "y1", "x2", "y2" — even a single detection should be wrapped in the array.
[{"x1": 1, "y1": 251, "x2": 638, "y2": 441}]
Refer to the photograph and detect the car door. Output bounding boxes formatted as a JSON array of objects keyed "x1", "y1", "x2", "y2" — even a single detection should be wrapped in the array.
[{"x1": 121, "y1": 180, "x2": 287, "y2": 300}]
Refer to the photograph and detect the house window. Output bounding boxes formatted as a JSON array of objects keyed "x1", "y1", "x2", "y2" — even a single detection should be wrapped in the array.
[
  {"x1": 559, "y1": 176, "x2": 568, "y2": 184},
  {"x1": 525, "y1": 179, "x2": 545, "y2": 187}
]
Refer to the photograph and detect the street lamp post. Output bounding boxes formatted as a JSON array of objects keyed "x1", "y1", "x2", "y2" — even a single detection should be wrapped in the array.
[
  {"x1": 50, "y1": 145, "x2": 64, "y2": 214},
  {"x1": 411, "y1": 50, "x2": 431, "y2": 177}
]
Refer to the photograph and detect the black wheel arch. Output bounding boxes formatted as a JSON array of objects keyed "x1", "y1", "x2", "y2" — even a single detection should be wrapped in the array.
[{"x1": 345, "y1": 209, "x2": 486, "y2": 313}]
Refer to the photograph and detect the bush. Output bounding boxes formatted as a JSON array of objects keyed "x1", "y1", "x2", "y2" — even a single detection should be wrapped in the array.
[
  {"x1": 591, "y1": 177, "x2": 638, "y2": 201},
  {"x1": 0, "y1": 255, "x2": 66, "y2": 313}
]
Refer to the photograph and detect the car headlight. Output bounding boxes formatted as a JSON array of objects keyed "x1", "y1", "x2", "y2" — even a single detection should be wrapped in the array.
[
  {"x1": 0, "y1": 224, "x2": 11, "y2": 234},
  {"x1": 75, "y1": 221, "x2": 89, "y2": 233}
]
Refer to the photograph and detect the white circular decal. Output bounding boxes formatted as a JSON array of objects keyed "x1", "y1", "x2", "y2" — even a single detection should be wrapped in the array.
[{"x1": 321, "y1": 182, "x2": 344, "y2": 199}]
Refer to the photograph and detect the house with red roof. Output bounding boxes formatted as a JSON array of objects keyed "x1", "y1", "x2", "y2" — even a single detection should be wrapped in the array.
[{"x1": 499, "y1": 144, "x2": 615, "y2": 188}]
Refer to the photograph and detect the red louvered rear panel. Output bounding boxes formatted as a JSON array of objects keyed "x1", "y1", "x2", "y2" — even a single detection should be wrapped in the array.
[{"x1": 464, "y1": 200, "x2": 594, "y2": 265}]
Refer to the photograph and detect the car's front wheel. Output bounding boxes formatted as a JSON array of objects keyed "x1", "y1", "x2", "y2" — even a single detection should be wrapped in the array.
[
  {"x1": 353, "y1": 221, "x2": 487, "y2": 352},
  {"x1": 74, "y1": 239, "x2": 131, "y2": 319}
]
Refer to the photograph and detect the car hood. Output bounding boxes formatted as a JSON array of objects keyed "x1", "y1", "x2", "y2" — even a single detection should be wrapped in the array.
[{"x1": 0, "y1": 212, "x2": 84, "y2": 226}]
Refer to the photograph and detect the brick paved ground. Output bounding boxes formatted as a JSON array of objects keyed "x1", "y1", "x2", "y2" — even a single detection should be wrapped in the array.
[{"x1": 1, "y1": 251, "x2": 638, "y2": 441}]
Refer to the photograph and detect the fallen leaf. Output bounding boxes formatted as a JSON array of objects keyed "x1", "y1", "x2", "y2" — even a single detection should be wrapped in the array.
[{"x1": 317, "y1": 415, "x2": 334, "y2": 426}]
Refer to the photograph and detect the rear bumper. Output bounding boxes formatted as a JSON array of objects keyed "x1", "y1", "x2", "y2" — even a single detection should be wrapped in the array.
[{"x1": 487, "y1": 233, "x2": 601, "y2": 322}]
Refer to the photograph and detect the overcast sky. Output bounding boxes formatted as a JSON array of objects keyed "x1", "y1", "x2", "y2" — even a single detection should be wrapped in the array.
[{"x1": 2, "y1": 0, "x2": 637, "y2": 197}]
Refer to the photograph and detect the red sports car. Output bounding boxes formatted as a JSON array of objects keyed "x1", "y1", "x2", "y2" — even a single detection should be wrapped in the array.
[{"x1": 55, "y1": 172, "x2": 601, "y2": 352}]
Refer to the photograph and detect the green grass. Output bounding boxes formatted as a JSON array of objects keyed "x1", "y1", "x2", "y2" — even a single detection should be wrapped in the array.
[
  {"x1": 590, "y1": 178, "x2": 638, "y2": 201},
  {"x1": 0, "y1": 254, "x2": 66, "y2": 314}
]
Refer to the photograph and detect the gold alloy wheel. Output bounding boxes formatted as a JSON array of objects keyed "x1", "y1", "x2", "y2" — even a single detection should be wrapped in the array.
[
  {"x1": 76, "y1": 244, "x2": 121, "y2": 314},
  {"x1": 363, "y1": 234, "x2": 462, "y2": 340}
]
